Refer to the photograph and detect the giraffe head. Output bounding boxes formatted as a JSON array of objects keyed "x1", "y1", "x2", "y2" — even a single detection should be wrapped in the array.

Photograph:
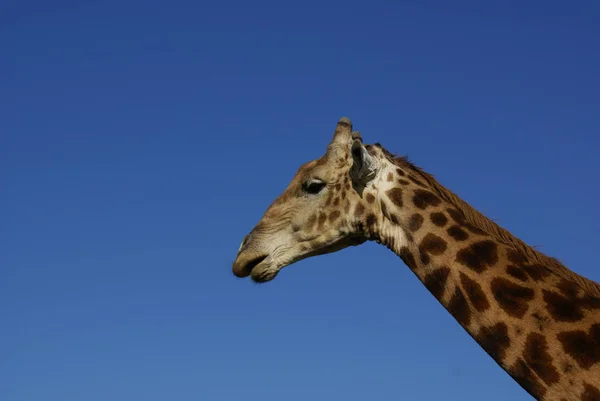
[{"x1": 232, "y1": 117, "x2": 385, "y2": 282}]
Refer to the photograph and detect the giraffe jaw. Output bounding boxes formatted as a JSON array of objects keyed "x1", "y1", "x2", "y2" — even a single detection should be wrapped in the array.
[{"x1": 233, "y1": 235, "x2": 367, "y2": 283}]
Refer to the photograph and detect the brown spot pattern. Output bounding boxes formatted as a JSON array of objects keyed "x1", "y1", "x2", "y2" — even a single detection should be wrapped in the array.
[
  {"x1": 413, "y1": 190, "x2": 441, "y2": 209},
  {"x1": 447, "y1": 225, "x2": 469, "y2": 241},
  {"x1": 400, "y1": 246, "x2": 418, "y2": 271},
  {"x1": 507, "y1": 249, "x2": 528, "y2": 265},
  {"x1": 408, "y1": 175, "x2": 427, "y2": 187},
  {"x1": 446, "y1": 208, "x2": 487, "y2": 235},
  {"x1": 354, "y1": 203, "x2": 365, "y2": 218},
  {"x1": 582, "y1": 383, "x2": 600, "y2": 401},
  {"x1": 557, "y1": 279, "x2": 579, "y2": 298},
  {"x1": 506, "y1": 266, "x2": 529, "y2": 282},
  {"x1": 386, "y1": 187, "x2": 404, "y2": 208},
  {"x1": 396, "y1": 168, "x2": 405, "y2": 176},
  {"x1": 398, "y1": 179, "x2": 410, "y2": 185},
  {"x1": 543, "y1": 289, "x2": 584, "y2": 322},
  {"x1": 430, "y1": 212, "x2": 448, "y2": 227},
  {"x1": 557, "y1": 323, "x2": 600, "y2": 370},
  {"x1": 455, "y1": 240, "x2": 498, "y2": 273},
  {"x1": 387, "y1": 172, "x2": 394, "y2": 182},
  {"x1": 447, "y1": 288, "x2": 471, "y2": 326},
  {"x1": 506, "y1": 249, "x2": 551, "y2": 282},
  {"x1": 418, "y1": 233, "x2": 447, "y2": 264},
  {"x1": 523, "y1": 264, "x2": 552, "y2": 282},
  {"x1": 459, "y1": 272, "x2": 490, "y2": 311},
  {"x1": 491, "y1": 277, "x2": 535, "y2": 318},
  {"x1": 510, "y1": 358, "x2": 546, "y2": 398},
  {"x1": 523, "y1": 332, "x2": 559, "y2": 386},
  {"x1": 477, "y1": 322, "x2": 510, "y2": 361},
  {"x1": 329, "y1": 210, "x2": 341, "y2": 223},
  {"x1": 408, "y1": 213, "x2": 424, "y2": 232},
  {"x1": 423, "y1": 266, "x2": 451, "y2": 300},
  {"x1": 366, "y1": 193, "x2": 375, "y2": 203}
]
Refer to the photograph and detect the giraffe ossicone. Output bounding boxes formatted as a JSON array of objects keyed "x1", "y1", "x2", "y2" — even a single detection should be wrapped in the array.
[{"x1": 232, "y1": 117, "x2": 600, "y2": 401}]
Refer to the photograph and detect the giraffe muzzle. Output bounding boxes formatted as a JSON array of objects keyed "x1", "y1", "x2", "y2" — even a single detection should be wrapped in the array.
[{"x1": 232, "y1": 253, "x2": 269, "y2": 279}]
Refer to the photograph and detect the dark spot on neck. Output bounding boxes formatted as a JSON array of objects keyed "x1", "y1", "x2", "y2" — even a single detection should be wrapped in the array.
[
  {"x1": 447, "y1": 225, "x2": 469, "y2": 241},
  {"x1": 446, "y1": 208, "x2": 487, "y2": 235},
  {"x1": 506, "y1": 266, "x2": 529, "y2": 282},
  {"x1": 400, "y1": 246, "x2": 418, "y2": 270},
  {"x1": 477, "y1": 322, "x2": 510, "y2": 361},
  {"x1": 557, "y1": 323, "x2": 600, "y2": 370},
  {"x1": 456, "y1": 240, "x2": 499, "y2": 273},
  {"x1": 510, "y1": 358, "x2": 546, "y2": 398},
  {"x1": 543, "y1": 289, "x2": 584, "y2": 322},
  {"x1": 413, "y1": 190, "x2": 441, "y2": 209},
  {"x1": 557, "y1": 279, "x2": 580, "y2": 298},
  {"x1": 582, "y1": 383, "x2": 600, "y2": 401},
  {"x1": 523, "y1": 332, "x2": 559, "y2": 386},
  {"x1": 460, "y1": 272, "x2": 490, "y2": 311},
  {"x1": 418, "y1": 233, "x2": 448, "y2": 264},
  {"x1": 507, "y1": 249, "x2": 528, "y2": 264},
  {"x1": 430, "y1": 212, "x2": 448, "y2": 227},
  {"x1": 423, "y1": 266, "x2": 451, "y2": 300},
  {"x1": 386, "y1": 187, "x2": 404, "y2": 208},
  {"x1": 408, "y1": 213, "x2": 424, "y2": 232},
  {"x1": 523, "y1": 264, "x2": 552, "y2": 282},
  {"x1": 408, "y1": 175, "x2": 427, "y2": 188},
  {"x1": 447, "y1": 287, "x2": 471, "y2": 326},
  {"x1": 490, "y1": 277, "x2": 535, "y2": 318}
]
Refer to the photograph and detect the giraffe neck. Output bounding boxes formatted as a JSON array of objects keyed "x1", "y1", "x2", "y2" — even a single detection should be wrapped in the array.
[{"x1": 369, "y1": 175, "x2": 600, "y2": 401}]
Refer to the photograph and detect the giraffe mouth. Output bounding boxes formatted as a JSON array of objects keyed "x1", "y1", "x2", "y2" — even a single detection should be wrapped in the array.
[
  {"x1": 245, "y1": 255, "x2": 268, "y2": 274},
  {"x1": 232, "y1": 254, "x2": 269, "y2": 279}
]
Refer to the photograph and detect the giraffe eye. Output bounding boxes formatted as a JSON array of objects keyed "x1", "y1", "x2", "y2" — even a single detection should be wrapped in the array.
[{"x1": 303, "y1": 179, "x2": 326, "y2": 195}]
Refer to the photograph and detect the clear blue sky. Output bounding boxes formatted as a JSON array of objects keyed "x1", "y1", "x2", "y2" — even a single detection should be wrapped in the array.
[{"x1": 2, "y1": 1, "x2": 599, "y2": 400}]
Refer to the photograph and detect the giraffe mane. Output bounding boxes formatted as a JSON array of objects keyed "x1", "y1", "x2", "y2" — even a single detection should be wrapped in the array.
[{"x1": 372, "y1": 143, "x2": 600, "y2": 299}]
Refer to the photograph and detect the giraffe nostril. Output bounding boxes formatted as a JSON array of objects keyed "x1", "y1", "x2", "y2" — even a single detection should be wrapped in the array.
[{"x1": 238, "y1": 234, "x2": 251, "y2": 254}]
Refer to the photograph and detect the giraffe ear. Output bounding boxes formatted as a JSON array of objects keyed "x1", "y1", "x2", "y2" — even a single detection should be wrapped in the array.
[{"x1": 350, "y1": 135, "x2": 377, "y2": 184}]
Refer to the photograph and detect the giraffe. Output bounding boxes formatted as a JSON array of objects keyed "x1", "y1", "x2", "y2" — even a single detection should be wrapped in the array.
[{"x1": 232, "y1": 117, "x2": 600, "y2": 401}]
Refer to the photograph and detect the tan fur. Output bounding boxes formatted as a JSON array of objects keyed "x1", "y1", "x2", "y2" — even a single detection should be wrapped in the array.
[
  {"x1": 233, "y1": 118, "x2": 600, "y2": 401},
  {"x1": 390, "y1": 153, "x2": 600, "y2": 300}
]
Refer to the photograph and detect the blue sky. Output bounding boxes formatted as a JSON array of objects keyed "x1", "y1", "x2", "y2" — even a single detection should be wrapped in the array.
[{"x1": 2, "y1": 1, "x2": 599, "y2": 400}]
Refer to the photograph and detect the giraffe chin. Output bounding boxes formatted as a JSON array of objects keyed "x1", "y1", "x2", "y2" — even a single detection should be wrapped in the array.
[{"x1": 250, "y1": 262, "x2": 280, "y2": 283}]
